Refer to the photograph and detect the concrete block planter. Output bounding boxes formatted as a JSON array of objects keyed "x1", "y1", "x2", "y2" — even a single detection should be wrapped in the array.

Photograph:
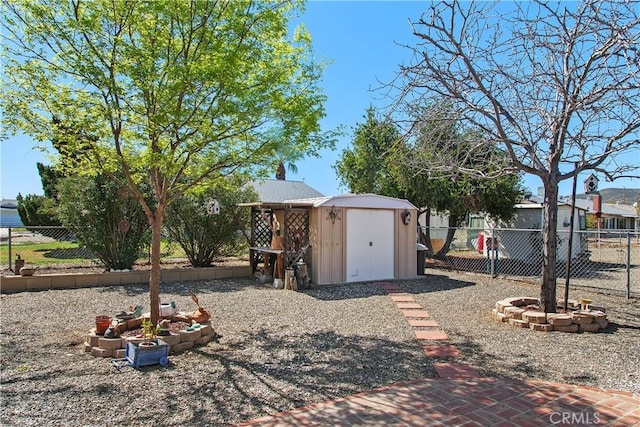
[{"x1": 492, "y1": 298, "x2": 607, "y2": 333}]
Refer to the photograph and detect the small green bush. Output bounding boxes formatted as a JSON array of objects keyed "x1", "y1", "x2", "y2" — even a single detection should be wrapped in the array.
[
  {"x1": 165, "y1": 179, "x2": 257, "y2": 267},
  {"x1": 56, "y1": 175, "x2": 151, "y2": 270}
]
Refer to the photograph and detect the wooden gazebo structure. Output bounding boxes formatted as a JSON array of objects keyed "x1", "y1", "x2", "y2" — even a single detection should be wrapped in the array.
[{"x1": 241, "y1": 168, "x2": 324, "y2": 288}]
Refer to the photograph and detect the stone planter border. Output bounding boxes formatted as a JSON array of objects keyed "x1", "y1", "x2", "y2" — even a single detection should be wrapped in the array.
[
  {"x1": 492, "y1": 297, "x2": 608, "y2": 333},
  {"x1": 85, "y1": 317, "x2": 216, "y2": 358},
  {"x1": 1, "y1": 265, "x2": 252, "y2": 293}
]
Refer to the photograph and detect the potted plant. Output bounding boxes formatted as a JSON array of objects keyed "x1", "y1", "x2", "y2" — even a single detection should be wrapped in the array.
[
  {"x1": 140, "y1": 319, "x2": 160, "y2": 346},
  {"x1": 124, "y1": 319, "x2": 169, "y2": 368}
]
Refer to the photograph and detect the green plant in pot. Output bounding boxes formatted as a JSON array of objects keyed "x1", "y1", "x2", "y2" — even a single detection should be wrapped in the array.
[
  {"x1": 141, "y1": 319, "x2": 160, "y2": 347},
  {"x1": 122, "y1": 319, "x2": 170, "y2": 368}
]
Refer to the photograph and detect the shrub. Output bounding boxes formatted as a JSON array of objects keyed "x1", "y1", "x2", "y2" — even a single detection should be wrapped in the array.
[
  {"x1": 56, "y1": 175, "x2": 151, "y2": 270},
  {"x1": 165, "y1": 179, "x2": 257, "y2": 267}
]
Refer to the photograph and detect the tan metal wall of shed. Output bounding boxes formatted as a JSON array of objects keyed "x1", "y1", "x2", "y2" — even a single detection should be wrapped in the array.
[
  {"x1": 395, "y1": 208, "x2": 417, "y2": 279},
  {"x1": 310, "y1": 206, "x2": 417, "y2": 285}
]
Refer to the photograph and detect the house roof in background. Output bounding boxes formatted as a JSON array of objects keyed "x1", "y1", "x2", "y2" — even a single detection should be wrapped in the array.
[
  {"x1": 518, "y1": 195, "x2": 638, "y2": 218},
  {"x1": 1, "y1": 199, "x2": 18, "y2": 209},
  {"x1": 0, "y1": 199, "x2": 23, "y2": 227},
  {"x1": 246, "y1": 179, "x2": 324, "y2": 205},
  {"x1": 573, "y1": 199, "x2": 638, "y2": 218}
]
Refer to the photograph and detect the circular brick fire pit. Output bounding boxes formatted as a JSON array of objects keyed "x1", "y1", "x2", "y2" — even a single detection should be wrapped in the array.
[
  {"x1": 85, "y1": 314, "x2": 216, "y2": 358},
  {"x1": 492, "y1": 297, "x2": 608, "y2": 333}
]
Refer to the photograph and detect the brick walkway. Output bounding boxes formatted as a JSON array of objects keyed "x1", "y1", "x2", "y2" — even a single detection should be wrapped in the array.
[{"x1": 235, "y1": 282, "x2": 640, "y2": 426}]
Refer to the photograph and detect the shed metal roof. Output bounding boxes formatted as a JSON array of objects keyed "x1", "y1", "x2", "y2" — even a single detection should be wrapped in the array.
[
  {"x1": 246, "y1": 179, "x2": 324, "y2": 204},
  {"x1": 287, "y1": 193, "x2": 417, "y2": 210}
]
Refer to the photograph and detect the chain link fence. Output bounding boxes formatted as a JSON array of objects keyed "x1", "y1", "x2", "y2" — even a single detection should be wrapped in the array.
[
  {"x1": 0, "y1": 226, "x2": 185, "y2": 274},
  {"x1": 4, "y1": 225, "x2": 638, "y2": 297},
  {"x1": 422, "y1": 227, "x2": 640, "y2": 298}
]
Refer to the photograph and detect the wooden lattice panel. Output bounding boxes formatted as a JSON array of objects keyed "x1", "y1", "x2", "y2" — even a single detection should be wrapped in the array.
[
  {"x1": 284, "y1": 209, "x2": 310, "y2": 268},
  {"x1": 252, "y1": 209, "x2": 273, "y2": 265}
]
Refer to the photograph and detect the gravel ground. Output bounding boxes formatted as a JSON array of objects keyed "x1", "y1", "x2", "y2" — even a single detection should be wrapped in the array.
[{"x1": 1, "y1": 271, "x2": 639, "y2": 426}]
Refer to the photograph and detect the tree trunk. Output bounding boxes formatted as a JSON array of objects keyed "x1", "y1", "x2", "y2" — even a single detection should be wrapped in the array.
[
  {"x1": 148, "y1": 212, "x2": 164, "y2": 325},
  {"x1": 434, "y1": 215, "x2": 458, "y2": 259},
  {"x1": 540, "y1": 181, "x2": 559, "y2": 313}
]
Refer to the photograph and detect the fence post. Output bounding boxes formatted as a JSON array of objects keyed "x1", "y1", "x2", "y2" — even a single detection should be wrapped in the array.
[
  {"x1": 489, "y1": 228, "x2": 496, "y2": 277},
  {"x1": 627, "y1": 233, "x2": 631, "y2": 299},
  {"x1": 7, "y1": 227, "x2": 12, "y2": 272}
]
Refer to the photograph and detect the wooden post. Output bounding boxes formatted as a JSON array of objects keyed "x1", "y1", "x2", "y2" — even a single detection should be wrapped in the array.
[{"x1": 284, "y1": 269, "x2": 295, "y2": 290}]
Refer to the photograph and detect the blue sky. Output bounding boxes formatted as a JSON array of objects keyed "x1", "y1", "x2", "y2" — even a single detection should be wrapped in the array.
[{"x1": 1, "y1": 1, "x2": 638, "y2": 200}]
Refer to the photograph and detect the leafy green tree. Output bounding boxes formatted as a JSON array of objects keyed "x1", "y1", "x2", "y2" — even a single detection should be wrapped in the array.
[
  {"x1": 2, "y1": 0, "x2": 329, "y2": 323},
  {"x1": 334, "y1": 107, "x2": 402, "y2": 196},
  {"x1": 16, "y1": 162, "x2": 63, "y2": 229},
  {"x1": 16, "y1": 193, "x2": 59, "y2": 227},
  {"x1": 56, "y1": 175, "x2": 151, "y2": 271},
  {"x1": 16, "y1": 115, "x2": 95, "y2": 228},
  {"x1": 335, "y1": 107, "x2": 522, "y2": 257},
  {"x1": 165, "y1": 178, "x2": 258, "y2": 267}
]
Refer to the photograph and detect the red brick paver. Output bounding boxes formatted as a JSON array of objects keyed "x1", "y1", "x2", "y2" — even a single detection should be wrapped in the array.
[
  {"x1": 390, "y1": 295, "x2": 415, "y2": 302},
  {"x1": 422, "y1": 344, "x2": 461, "y2": 358},
  {"x1": 433, "y1": 362, "x2": 480, "y2": 378},
  {"x1": 408, "y1": 319, "x2": 440, "y2": 327},
  {"x1": 397, "y1": 302, "x2": 423, "y2": 309},
  {"x1": 236, "y1": 378, "x2": 640, "y2": 426},
  {"x1": 415, "y1": 330, "x2": 449, "y2": 341},
  {"x1": 401, "y1": 310, "x2": 430, "y2": 318}
]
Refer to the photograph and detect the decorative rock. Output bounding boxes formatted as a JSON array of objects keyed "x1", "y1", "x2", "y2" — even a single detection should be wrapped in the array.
[
  {"x1": 508, "y1": 318, "x2": 529, "y2": 328},
  {"x1": 579, "y1": 323, "x2": 600, "y2": 333},
  {"x1": 572, "y1": 312, "x2": 594, "y2": 324},
  {"x1": 99, "y1": 337, "x2": 123, "y2": 350},
  {"x1": 547, "y1": 314, "x2": 573, "y2": 326},
  {"x1": 104, "y1": 326, "x2": 119, "y2": 338},
  {"x1": 91, "y1": 347, "x2": 113, "y2": 358},
  {"x1": 530, "y1": 323, "x2": 554, "y2": 332},
  {"x1": 170, "y1": 341, "x2": 194, "y2": 354},
  {"x1": 127, "y1": 318, "x2": 142, "y2": 330},
  {"x1": 555, "y1": 324, "x2": 579, "y2": 333},
  {"x1": 522, "y1": 311, "x2": 547, "y2": 324},
  {"x1": 504, "y1": 306, "x2": 526, "y2": 320},
  {"x1": 178, "y1": 328, "x2": 202, "y2": 342},
  {"x1": 115, "y1": 322, "x2": 129, "y2": 334}
]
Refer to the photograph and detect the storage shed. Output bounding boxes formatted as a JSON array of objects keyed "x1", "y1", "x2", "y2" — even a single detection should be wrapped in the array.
[{"x1": 242, "y1": 188, "x2": 418, "y2": 286}]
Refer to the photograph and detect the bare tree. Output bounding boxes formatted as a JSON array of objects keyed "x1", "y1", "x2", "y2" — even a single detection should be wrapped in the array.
[{"x1": 390, "y1": 0, "x2": 639, "y2": 312}]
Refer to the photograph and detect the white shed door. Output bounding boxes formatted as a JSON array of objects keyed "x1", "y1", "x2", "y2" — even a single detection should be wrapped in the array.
[{"x1": 346, "y1": 209, "x2": 394, "y2": 282}]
